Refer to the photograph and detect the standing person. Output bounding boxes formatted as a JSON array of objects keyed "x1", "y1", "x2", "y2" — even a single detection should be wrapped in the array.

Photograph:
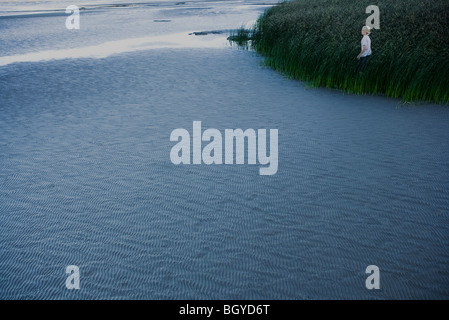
[{"x1": 356, "y1": 26, "x2": 372, "y2": 73}]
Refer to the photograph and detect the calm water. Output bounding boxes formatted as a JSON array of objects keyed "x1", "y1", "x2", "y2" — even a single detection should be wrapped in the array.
[{"x1": 1, "y1": 1, "x2": 449, "y2": 299}]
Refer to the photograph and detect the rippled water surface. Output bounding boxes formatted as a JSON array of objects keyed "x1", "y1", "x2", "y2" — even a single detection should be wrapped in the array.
[{"x1": 1, "y1": 1, "x2": 449, "y2": 299}]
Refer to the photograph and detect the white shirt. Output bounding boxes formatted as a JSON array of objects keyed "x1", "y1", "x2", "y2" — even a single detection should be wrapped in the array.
[{"x1": 361, "y1": 35, "x2": 372, "y2": 57}]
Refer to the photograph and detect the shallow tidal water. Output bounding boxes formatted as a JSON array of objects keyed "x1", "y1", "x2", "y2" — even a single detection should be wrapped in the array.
[{"x1": 1, "y1": 1, "x2": 449, "y2": 299}]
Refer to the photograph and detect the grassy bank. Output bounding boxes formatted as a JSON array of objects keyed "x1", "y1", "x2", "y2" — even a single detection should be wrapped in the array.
[{"x1": 230, "y1": 0, "x2": 449, "y2": 103}]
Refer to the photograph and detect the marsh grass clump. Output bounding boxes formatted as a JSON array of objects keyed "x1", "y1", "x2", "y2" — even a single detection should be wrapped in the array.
[
  {"x1": 230, "y1": 0, "x2": 449, "y2": 103},
  {"x1": 228, "y1": 27, "x2": 253, "y2": 48}
]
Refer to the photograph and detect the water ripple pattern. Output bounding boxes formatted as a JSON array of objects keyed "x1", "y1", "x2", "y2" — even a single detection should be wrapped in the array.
[{"x1": 1, "y1": 1, "x2": 449, "y2": 300}]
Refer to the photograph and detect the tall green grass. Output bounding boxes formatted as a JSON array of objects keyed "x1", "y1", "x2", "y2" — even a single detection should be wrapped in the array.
[{"x1": 231, "y1": 0, "x2": 449, "y2": 103}]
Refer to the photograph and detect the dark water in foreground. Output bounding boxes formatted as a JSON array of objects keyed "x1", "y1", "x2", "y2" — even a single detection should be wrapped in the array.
[{"x1": 1, "y1": 1, "x2": 449, "y2": 299}]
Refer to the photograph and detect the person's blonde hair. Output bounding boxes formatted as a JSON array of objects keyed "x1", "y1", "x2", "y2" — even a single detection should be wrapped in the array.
[{"x1": 362, "y1": 26, "x2": 371, "y2": 35}]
